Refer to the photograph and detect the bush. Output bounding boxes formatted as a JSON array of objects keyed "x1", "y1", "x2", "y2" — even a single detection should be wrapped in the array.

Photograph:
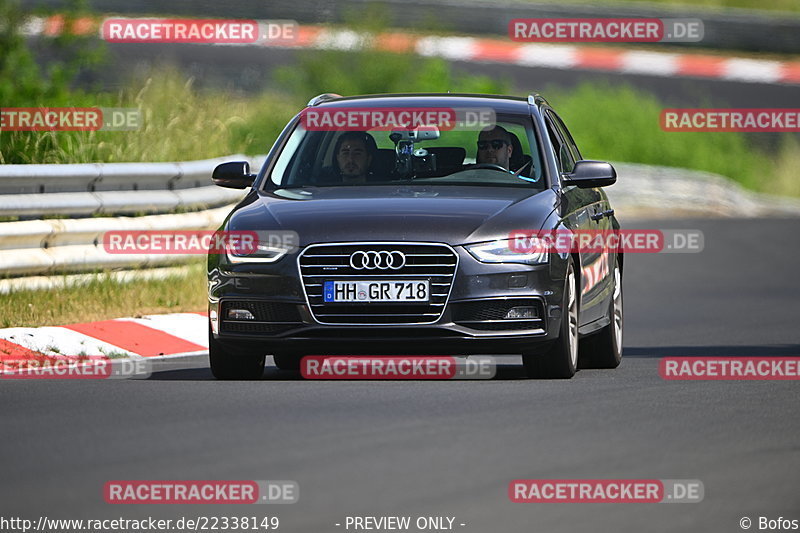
[
  {"x1": 2, "y1": 4, "x2": 797, "y2": 198},
  {"x1": 275, "y1": 47, "x2": 510, "y2": 100},
  {"x1": 0, "y1": 0, "x2": 106, "y2": 163},
  {"x1": 548, "y1": 82, "x2": 792, "y2": 193}
]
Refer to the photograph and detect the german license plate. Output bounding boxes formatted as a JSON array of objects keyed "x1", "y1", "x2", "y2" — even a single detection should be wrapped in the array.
[{"x1": 323, "y1": 281, "x2": 429, "y2": 303}]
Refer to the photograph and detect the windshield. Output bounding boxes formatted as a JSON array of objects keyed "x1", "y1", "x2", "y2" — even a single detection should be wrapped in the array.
[{"x1": 265, "y1": 111, "x2": 546, "y2": 190}]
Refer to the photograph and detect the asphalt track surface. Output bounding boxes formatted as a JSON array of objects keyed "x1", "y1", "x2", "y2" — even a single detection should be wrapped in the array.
[{"x1": 2, "y1": 218, "x2": 799, "y2": 532}]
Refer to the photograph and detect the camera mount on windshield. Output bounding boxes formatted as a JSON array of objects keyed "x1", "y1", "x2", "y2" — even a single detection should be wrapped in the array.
[{"x1": 389, "y1": 126, "x2": 440, "y2": 177}]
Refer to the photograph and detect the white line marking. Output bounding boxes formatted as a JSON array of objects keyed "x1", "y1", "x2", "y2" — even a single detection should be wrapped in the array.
[
  {"x1": 722, "y1": 58, "x2": 783, "y2": 83},
  {"x1": 416, "y1": 36, "x2": 477, "y2": 61},
  {"x1": 621, "y1": 51, "x2": 680, "y2": 76},
  {"x1": 515, "y1": 44, "x2": 578, "y2": 69}
]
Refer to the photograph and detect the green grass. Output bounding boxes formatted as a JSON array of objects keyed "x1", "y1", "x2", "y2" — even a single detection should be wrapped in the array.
[
  {"x1": 0, "y1": 262, "x2": 207, "y2": 328},
  {"x1": 4, "y1": 6, "x2": 798, "y2": 330},
  {"x1": 4, "y1": 66, "x2": 799, "y2": 197},
  {"x1": 510, "y1": 0, "x2": 800, "y2": 14},
  {"x1": 4, "y1": 24, "x2": 797, "y2": 198},
  {"x1": 3, "y1": 47, "x2": 798, "y2": 197},
  {"x1": 0, "y1": 70, "x2": 298, "y2": 164},
  {"x1": 4, "y1": 70, "x2": 799, "y2": 328},
  {"x1": 547, "y1": 82, "x2": 800, "y2": 195}
]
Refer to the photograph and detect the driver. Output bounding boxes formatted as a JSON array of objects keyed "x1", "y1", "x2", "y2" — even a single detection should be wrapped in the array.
[
  {"x1": 476, "y1": 126, "x2": 513, "y2": 170},
  {"x1": 334, "y1": 131, "x2": 376, "y2": 184}
]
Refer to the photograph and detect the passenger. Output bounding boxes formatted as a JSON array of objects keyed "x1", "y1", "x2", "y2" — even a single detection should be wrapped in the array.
[{"x1": 476, "y1": 126, "x2": 514, "y2": 170}]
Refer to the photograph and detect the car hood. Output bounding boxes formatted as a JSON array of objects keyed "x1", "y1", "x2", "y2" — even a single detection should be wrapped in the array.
[{"x1": 228, "y1": 185, "x2": 558, "y2": 246}]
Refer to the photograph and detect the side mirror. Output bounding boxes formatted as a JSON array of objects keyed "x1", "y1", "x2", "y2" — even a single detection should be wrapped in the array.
[
  {"x1": 212, "y1": 161, "x2": 255, "y2": 189},
  {"x1": 561, "y1": 160, "x2": 616, "y2": 188}
]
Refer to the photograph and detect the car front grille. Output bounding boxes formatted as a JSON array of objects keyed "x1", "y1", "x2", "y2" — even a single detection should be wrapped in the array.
[
  {"x1": 298, "y1": 242, "x2": 458, "y2": 325},
  {"x1": 221, "y1": 322, "x2": 297, "y2": 334}
]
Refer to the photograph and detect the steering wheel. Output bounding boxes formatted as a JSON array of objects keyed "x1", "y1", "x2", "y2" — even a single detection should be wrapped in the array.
[{"x1": 465, "y1": 163, "x2": 510, "y2": 173}]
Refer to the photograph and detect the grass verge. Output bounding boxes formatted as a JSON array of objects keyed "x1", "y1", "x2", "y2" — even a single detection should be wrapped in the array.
[
  {"x1": 513, "y1": 0, "x2": 800, "y2": 14},
  {"x1": 0, "y1": 261, "x2": 207, "y2": 328},
  {"x1": 5, "y1": 61, "x2": 797, "y2": 197},
  {"x1": 3, "y1": 50, "x2": 800, "y2": 328},
  {"x1": 547, "y1": 82, "x2": 800, "y2": 196},
  {"x1": 0, "y1": 71, "x2": 298, "y2": 164}
]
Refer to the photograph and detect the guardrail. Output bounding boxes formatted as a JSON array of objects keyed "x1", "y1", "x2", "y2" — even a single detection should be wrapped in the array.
[
  {"x1": 1, "y1": 186, "x2": 245, "y2": 217},
  {"x1": 609, "y1": 163, "x2": 800, "y2": 218},
  {"x1": 2, "y1": 156, "x2": 798, "y2": 281},
  {"x1": 0, "y1": 155, "x2": 264, "y2": 217},
  {"x1": 0, "y1": 206, "x2": 237, "y2": 276},
  {"x1": 0, "y1": 156, "x2": 239, "y2": 194},
  {"x1": 0, "y1": 155, "x2": 261, "y2": 278}
]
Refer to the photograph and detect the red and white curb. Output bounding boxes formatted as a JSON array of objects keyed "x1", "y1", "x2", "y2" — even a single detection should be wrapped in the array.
[
  {"x1": 0, "y1": 312, "x2": 208, "y2": 373},
  {"x1": 22, "y1": 16, "x2": 800, "y2": 86},
  {"x1": 309, "y1": 28, "x2": 800, "y2": 85}
]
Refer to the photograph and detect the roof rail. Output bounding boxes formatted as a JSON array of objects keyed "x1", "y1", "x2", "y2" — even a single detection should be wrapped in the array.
[
  {"x1": 528, "y1": 93, "x2": 551, "y2": 108},
  {"x1": 307, "y1": 93, "x2": 342, "y2": 106},
  {"x1": 527, "y1": 93, "x2": 541, "y2": 106}
]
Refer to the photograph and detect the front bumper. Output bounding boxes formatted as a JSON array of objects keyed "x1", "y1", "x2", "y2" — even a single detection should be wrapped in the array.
[{"x1": 209, "y1": 246, "x2": 566, "y2": 355}]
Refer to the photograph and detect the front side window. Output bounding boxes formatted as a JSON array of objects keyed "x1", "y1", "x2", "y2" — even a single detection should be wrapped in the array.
[
  {"x1": 550, "y1": 110, "x2": 582, "y2": 161},
  {"x1": 545, "y1": 110, "x2": 582, "y2": 174}
]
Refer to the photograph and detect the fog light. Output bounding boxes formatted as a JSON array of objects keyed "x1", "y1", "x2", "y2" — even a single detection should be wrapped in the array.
[
  {"x1": 505, "y1": 307, "x2": 537, "y2": 319},
  {"x1": 227, "y1": 308, "x2": 256, "y2": 320}
]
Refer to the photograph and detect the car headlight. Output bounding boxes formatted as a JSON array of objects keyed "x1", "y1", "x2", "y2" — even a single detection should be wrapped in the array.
[
  {"x1": 226, "y1": 243, "x2": 290, "y2": 264},
  {"x1": 466, "y1": 239, "x2": 549, "y2": 265}
]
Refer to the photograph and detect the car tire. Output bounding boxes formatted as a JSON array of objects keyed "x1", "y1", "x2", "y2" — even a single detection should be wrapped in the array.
[
  {"x1": 580, "y1": 258, "x2": 623, "y2": 369},
  {"x1": 208, "y1": 329, "x2": 265, "y2": 380},
  {"x1": 272, "y1": 353, "x2": 301, "y2": 372},
  {"x1": 523, "y1": 259, "x2": 579, "y2": 379}
]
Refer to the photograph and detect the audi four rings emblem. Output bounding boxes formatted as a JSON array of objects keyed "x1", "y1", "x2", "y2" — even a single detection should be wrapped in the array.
[{"x1": 349, "y1": 250, "x2": 406, "y2": 270}]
